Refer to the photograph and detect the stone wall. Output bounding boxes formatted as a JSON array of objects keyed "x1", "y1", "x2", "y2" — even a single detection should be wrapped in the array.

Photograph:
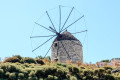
[{"x1": 51, "y1": 40, "x2": 83, "y2": 63}]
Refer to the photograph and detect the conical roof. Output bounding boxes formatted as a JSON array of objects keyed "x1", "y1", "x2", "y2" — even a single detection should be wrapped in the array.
[{"x1": 53, "y1": 30, "x2": 79, "y2": 42}]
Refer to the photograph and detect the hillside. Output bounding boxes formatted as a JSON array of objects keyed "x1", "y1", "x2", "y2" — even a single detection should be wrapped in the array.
[{"x1": 0, "y1": 55, "x2": 120, "y2": 80}]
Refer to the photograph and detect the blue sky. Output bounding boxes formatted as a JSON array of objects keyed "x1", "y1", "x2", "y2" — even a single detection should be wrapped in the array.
[{"x1": 0, "y1": 0, "x2": 120, "y2": 63}]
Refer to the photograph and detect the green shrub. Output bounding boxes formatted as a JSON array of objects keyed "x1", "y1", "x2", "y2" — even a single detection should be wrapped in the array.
[
  {"x1": 44, "y1": 66, "x2": 57, "y2": 76},
  {"x1": 39, "y1": 78, "x2": 44, "y2": 80},
  {"x1": 29, "y1": 76, "x2": 38, "y2": 80},
  {"x1": 101, "y1": 59, "x2": 110, "y2": 62},
  {"x1": 103, "y1": 66, "x2": 113, "y2": 70},
  {"x1": 67, "y1": 65, "x2": 79, "y2": 74},
  {"x1": 0, "y1": 69, "x2": 4, "y2": 78},
  {"x1": 56, "y1": 62, "x2": 66, "y2": 67},
  {"x1": 66, "y1": 73, "x2": 71, "y2": 79},
  {"x1": 36, "y1": 56, "x2": 44, "y2": 59},
  {"x1": 22, "y1": 57, "x2": 36, "y2": 64},
  {"x1": 104, "y1": 74, "x2": 115, "y2": 80},
  {"x1": 5, "y1": 72, "x2": 10, "y2": 78},
  {"x1": 9, "y1": 73, "x2": 16, "y2": 79},
  {"x1": 86, "y1": 75, "x2": 93, "y2": 79},
  {"x1": 18, "y1": 73, "x2": 24, "y2": 79},
  {"x1": 46, "y1": 75, "x2": 58, "y2": 80},
  {"x1": 35, "y1": 68, "x2": 45, "y2": 78},
  {"x1": 82, "y1": 76, "x2": 86, "y2": 80},
  {"x1": 20, "y1": 69, "x2": 29, "y2": 78},
  {"x1": 94, "y1": 69, "x2": 99, "y2": 75},
  {"x1": 70, "y1": 76, "x2": 77, "y2": 80},
  {"x1": 93, "y1": 76, "x2": 98, "y2": 80},
  {"x1": 0, "y1": 63, "x2": 19, "y2": 73},
  {"x1": 28, "y1": 71, "x2": 38, "y2": 80},
  {"x1": 8, "y1": 64, "x2": 19, "y2": 72},
  {"x1": 0, "y1": 60, "x2": 120, "y2": 80},
  {"x1": 23, "y1": 63, "x2": 30, "y2": 67},
  {"x1": 56, "y1": 68, "x2": 66, "y2": 77},
  {"x1": 72, "y1": 66, "x2": 79, "y2": 74},
  {"x1": 47, "y1": 75, "x2": 54, "y2": 80},
  {"x1": 29, "y1": 71, "x2": 35, "y2": 77},
  {"x1": 35, "y1": 59, "x2": 44, "y2": 65},
  {"x1": 67, "y1": 65, "x2": 73, "y2": 73},
  {"x1": 114, "y1": 75, "x2": 120, "y2": 80},
  {"x1": 80, "y1": 67, "x2": 85, "y2": 69},
  {"x1": 106, "y1": 69, "x2": 111, "y2": 74},
  {"x1": 53, "y1": 76, "x2": 58, "y2": 80},
  {"x1": 13, "y1": 55, "x2": 22, "y2": 60},
  {"x1": 83, "y1": 69, "x2": 89, "y2": 76},
  {"x1": 3, "y1": 57, "x2": 20, "y2": 63},
  {"x1": 98, "y1": 68, "x2": 105, "y2": 73}
]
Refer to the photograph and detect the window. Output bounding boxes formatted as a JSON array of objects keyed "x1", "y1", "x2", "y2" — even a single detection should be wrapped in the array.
[{"x1": 54, "y1": 43, "x2": 57, "y2": 47}]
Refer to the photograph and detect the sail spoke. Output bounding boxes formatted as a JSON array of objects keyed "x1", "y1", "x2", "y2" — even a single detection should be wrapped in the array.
[
  {"x1": 30, "y1": 35, "x2": 56, "y2": 38},
  {"x1": 60, "y1": 7, "x2": 74, "y2": 33},
  {"x1": 32, "y1": 36, "x2": 55, "y2": 52},
  {"x1": 44, "y1": 45, "x2": 52, "y2": 58},
  {"x1": 62, "y1": 15, "x2": 84, "y2": 32},
  {"x1": 46, "y1": 11, "x2": 57, "y2": 32},
  {"x1": 59, "y1": 5, "x2": 61, "y2": 33},
  {"x1": 71, "y1": 30, "x2": 87, "y2": 34},
  {"x1": 35, "y1": 22, "x2": 55, "y2": 33},
  {"x1": 49, "y1": 26, "x2": 57, "y2": 33}
]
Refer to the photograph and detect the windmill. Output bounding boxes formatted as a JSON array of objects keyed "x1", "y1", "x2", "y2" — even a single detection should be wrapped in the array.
[{"x1": 30, "y1": 5, "x2": 87, "y2": 63}]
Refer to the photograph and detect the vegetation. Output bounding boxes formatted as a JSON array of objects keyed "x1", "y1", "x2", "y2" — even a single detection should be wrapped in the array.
[
  {"x1": 0, "y1": 55, "x2": 120, "y2": 80},
  {"x1": 3, "y1": 57, "x2": 20, "y2": 63},
  {"x1": 101, "y1": 59, "x2": 110, "y2": 63}
]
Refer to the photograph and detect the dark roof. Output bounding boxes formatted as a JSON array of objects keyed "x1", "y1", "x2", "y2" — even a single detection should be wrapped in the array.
[{"x1": 53, "y1": 30, "x2": 79, "y2": 42}]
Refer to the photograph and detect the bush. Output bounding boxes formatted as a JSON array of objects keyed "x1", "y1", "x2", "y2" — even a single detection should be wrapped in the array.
[
  {"x1": 13, "y1": 55, "x2": 22, "y2": 60},
  {"x1": 46, "y1": 75, "x2": 58, "y2": 80},
  {"x1": 93, "y1": 76, "x2": 98, "y2": 80},
  {"x1": 94, "y1": 69, "x2": 99, "y2": 75},
  {"x1": 18, "y1": 73, "x2": 24, "y2": 79},
  {"x1": 114, "y1": 75, "x2": 120, "y2": 80},
  {"x1": 67, "y1": 65, "x2": 80, "y2": 74},
  {"x1": 0, "y1": 69, "x2": 4, "y2": 78},
  {"x1": 83, "y1": 69, "x2": 89, "y2": 76},
  {"x1": 44, "y1": 66, "x2": 57, "y2": 76},
  {"x1": 28, "y1": 71, "x2": 38, "y2": 80},
  {"x1": 70, "y1": 76, "x2": 77, "y2": 80},
  {"x1": 0, "y1": 60, "x2": 120, "y2": 80},
  {"x1": 0, "y1": 63, "x2": 19, "y2": 73},
  {"x1": 35, "y1": 68, "x2": 45, "y2": 78},
  {"x1": 53, "y1": 76, "x2": 58, "y2": 80},
  {"x1": 103, "y1": 66, "x2": 113, "y2": 70},
  {"x1": 106, "y1": 69, "x2": 111, "y2": 74},
  {"x1": 72, "y1": 66, "x2": 79, "y2": 74},
  {"x1": 39, "y1": 78, "x2": 44, "y2": 80},
  {"x1": 35, "y1": 59, "x2": 44, "y2": 65},
  {"x1": 67, "y1": 65, "x2": 72, "y2": 72},
  {"x1": 29, "y1": 71, "x2": 35, "y2": 77},
  {"x1": 22, "y1": 57, "x2": 36, "y2": 64},
  {"x1": 42, "y1": 58, "x2": 51, "y2": 64},
  {"x1": 5, "y1": 72, "x2": 10, "y2": 78},
  {"x1": 56, "y1": 62, "x2": 66, "y2": 67},
  {"x1": 29, "y1": 77, "x2": 38, "y2": 80},
  {"x1": 101, "y1": 59, "x2": 110, "y2": 62},
  {"x1": 86, "y1": 75, "x2": 93, "y2": 79},
  {"x1": 3, "y1": 57, "x2": 20, "y2": 63},
  {"x1": 98, "y1": 68, "x2": 105, "y2": 73},
  {"x1": 9, "y1": 73, "x2": 16, "y2": 79},
  {"x1": 47, "y1": 75, "x2": 54, "y2": 80},
  {"x1": 8, "y1": 64, "x2": 19, "y2": 72},
  {"x1": 104, "y1": 74, "x2": 115, "y2": 80}
]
